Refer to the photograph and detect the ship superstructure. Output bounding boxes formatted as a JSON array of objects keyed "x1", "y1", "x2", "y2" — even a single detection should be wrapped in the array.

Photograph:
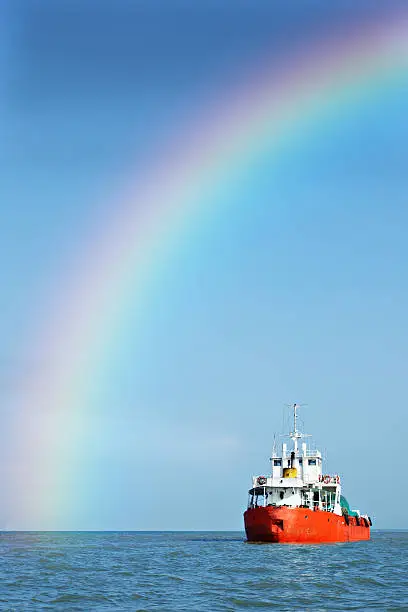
[{"x1": 244, "y1": 404, "x2": 372, "y2": 543}]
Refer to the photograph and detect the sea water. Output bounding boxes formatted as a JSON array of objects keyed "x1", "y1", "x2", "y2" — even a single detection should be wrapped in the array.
[{"x1": 0, "y1": 531, "x2": 407, "y2": 610}]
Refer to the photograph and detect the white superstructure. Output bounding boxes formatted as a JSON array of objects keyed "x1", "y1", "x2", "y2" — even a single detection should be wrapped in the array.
[{"x1": 247, "y1": 404, "x2": 343, "y2": 515}]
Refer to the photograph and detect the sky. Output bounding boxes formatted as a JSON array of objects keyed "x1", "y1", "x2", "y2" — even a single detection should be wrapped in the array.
[{"x1": 1, "y1": 0, "x2": 408, "y2": 530}]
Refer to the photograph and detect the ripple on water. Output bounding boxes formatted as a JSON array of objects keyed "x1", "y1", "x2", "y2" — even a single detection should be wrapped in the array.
[
  {"x1": 51, "y1": 594, "x2": 113, "y2": 603},
  {"x1": 0, "y1": 531, "x2": 407, "y2": 610}
]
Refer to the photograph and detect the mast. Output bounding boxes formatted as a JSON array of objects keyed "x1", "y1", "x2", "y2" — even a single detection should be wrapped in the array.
[
  {"x1": 290, "y1": 403, "x2": 303, "y2": 454},
  {"x1": 294, "y1": 403, "x2": 298, "y2": 438}
]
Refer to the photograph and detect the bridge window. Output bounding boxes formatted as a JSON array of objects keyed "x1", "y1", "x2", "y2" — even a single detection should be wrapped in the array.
[
  {"x1": 273, "y1": 459, "x2": 282, "y2": 466},
  {"x1": 308, "y1": 459, "x2": 317, "y2": 465}
]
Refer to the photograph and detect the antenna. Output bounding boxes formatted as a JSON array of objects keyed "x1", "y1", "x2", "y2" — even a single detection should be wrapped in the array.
[
  {"x1": 294, "y1": 403, "x2": 298, "y2": 435},
  {"x1": 292, "y1": 402, "x2": 308, "y2": 435},
  {"x1": 272, "y1": 433, "x2": 277, "y2": 457},
  {"x1": 283, "y1": 403, "x2": 310, "y2": 453}
]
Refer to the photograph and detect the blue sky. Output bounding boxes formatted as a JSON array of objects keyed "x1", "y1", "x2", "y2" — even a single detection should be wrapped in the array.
[{"x1": 1, "y1": 0, "x2": 408, "y2": 530}]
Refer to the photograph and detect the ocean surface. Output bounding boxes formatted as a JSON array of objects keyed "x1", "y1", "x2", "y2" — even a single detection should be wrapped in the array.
[{"x1": 0, "y1": 531, "x2": 407, "y2": 611}]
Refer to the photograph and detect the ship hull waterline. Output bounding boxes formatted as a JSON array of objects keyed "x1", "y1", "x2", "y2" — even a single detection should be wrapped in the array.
[{"x1": 244, "y1": 506, "x2": 370, "y2": 543}]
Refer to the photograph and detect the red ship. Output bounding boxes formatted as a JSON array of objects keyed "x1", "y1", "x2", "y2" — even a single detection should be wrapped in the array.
[{"x1": 244, "y1": 404, "x2": 372, "y2": 543}]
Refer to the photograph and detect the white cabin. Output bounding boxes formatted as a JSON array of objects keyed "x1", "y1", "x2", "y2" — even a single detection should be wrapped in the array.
[{"x1": 247, "y1": 404, "x2": 343, "y2": 515}]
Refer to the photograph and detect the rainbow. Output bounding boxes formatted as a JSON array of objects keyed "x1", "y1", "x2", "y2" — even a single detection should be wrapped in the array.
[{"x1": 12, "y1": 13, "x2": 408, "y2": 528}]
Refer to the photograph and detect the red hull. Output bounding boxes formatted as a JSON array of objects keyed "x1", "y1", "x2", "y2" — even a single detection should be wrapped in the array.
[{"x1": 244, "y1": 506, "x2": 370, "y2": 543}]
